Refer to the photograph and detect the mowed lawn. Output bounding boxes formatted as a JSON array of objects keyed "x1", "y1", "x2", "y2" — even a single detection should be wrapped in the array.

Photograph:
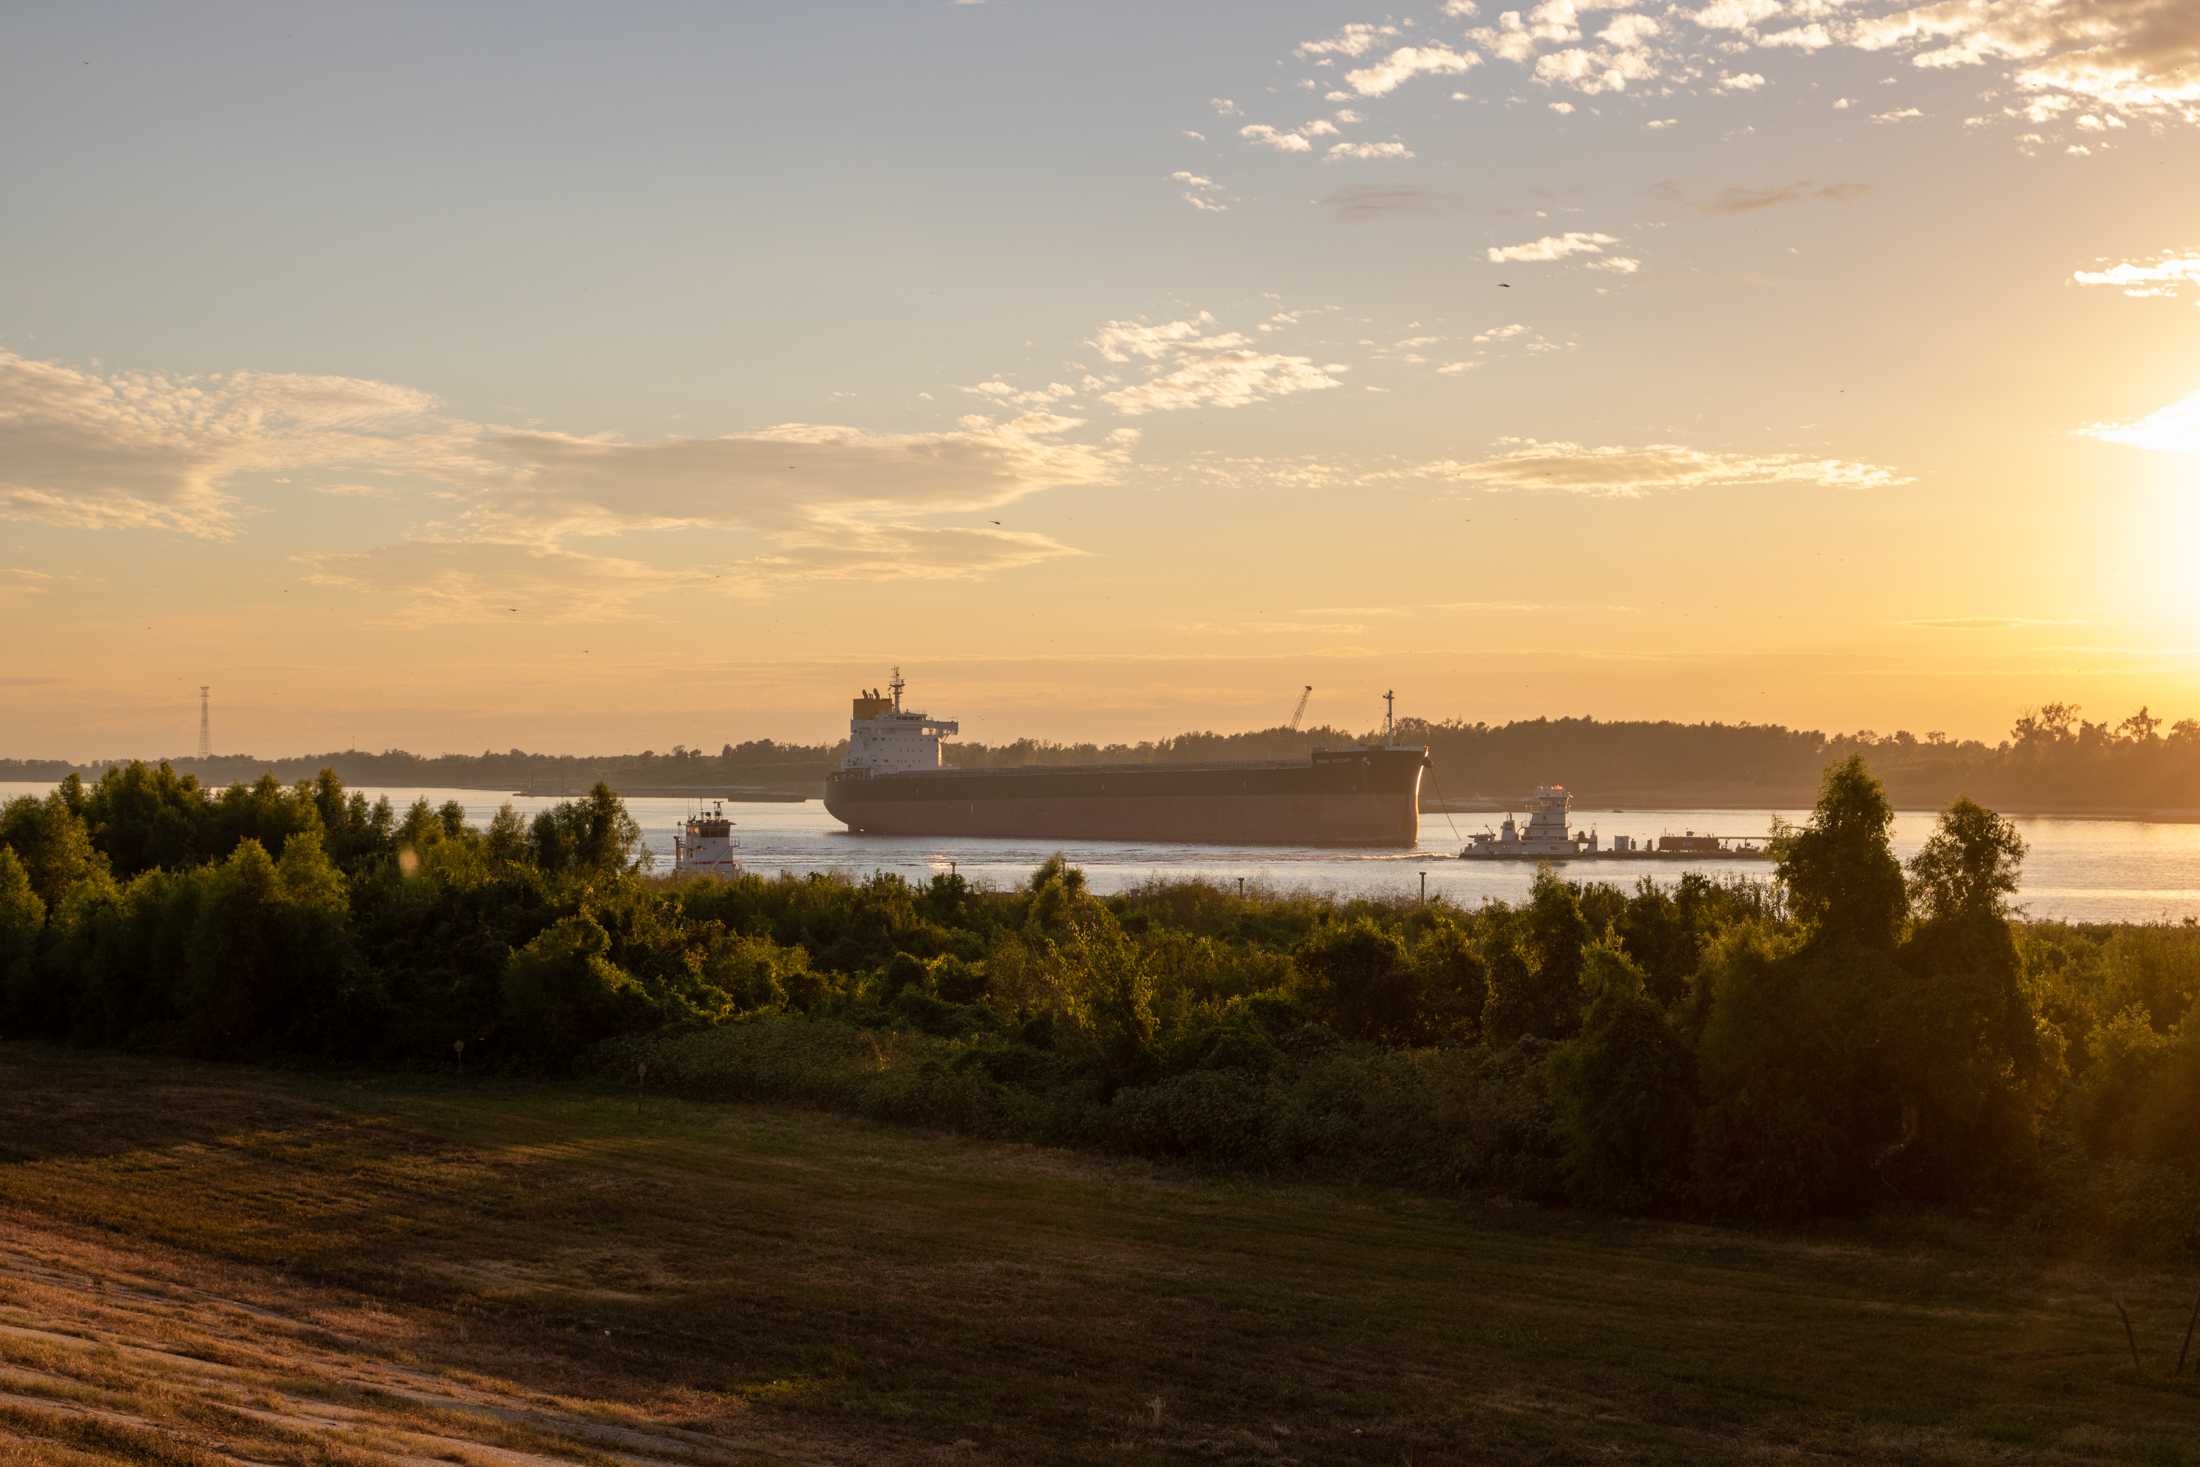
[{"x1": 0, "y1": 1046, "x2": 2194, "y2": 1466}]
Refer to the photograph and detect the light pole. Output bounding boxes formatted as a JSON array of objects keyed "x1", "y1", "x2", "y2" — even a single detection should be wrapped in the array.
[{"x1": 1419, "y1": 870, "x2": 1428, "y2": 903}]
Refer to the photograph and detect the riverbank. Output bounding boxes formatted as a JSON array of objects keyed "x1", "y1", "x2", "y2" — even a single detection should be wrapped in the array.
[{"x1": 2, "y1": 1044, "x2": 2194, "y2": 1465}]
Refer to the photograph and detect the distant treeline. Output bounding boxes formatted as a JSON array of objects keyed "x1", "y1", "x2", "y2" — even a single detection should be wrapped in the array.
[{"x1": 8, "y1": 701, "x2": 2199, "y2": 812}]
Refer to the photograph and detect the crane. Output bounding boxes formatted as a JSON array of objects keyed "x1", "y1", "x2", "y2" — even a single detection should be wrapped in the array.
[{"x1": 1286, "y1": 685, "x2": 1313, "y2": 731}]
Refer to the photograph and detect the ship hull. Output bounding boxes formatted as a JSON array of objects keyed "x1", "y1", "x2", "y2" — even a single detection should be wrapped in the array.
[{"x1": 823, "y1": 749, "x2": 1427, "y2": 847}]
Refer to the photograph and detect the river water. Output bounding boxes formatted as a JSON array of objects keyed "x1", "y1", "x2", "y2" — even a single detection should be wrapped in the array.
[{"x1": 14, "y1": 780, "x2": 2200, "y2": 923}]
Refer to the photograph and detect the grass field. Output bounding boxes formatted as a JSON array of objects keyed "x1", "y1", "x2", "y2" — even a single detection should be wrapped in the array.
[{"x1": 0, "y1": 1045, "x2": 2195, "y2": 1465}]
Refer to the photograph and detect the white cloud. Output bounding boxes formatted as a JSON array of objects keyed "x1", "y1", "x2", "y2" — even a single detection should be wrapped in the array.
[
  {"x1": 1588, "y1": 255, "x2": 1642, "y2": 272},
  {"x1": 1086, "y1": 312, "x2": 1347, "y2": 417},
  {"x1": 1328, "y1": 140, "x2": 1416, "y2": 159},
  {"x1": 1345, "y1": 44, "x2": 1482, "y2": 96},
  {"x1": 1101, "y1": 354, "x2": 1345, "y2": 416},
  {"x1": 1550, "y1": 100, "x2": 1578, "y2": 112},
  {"x1": 1847, "y1": 0, "x2": 2200, "y2": 121},
  {"x1": 2083, "y1": 387, "x2": 2200, "y2": 453},
  {"x1": 1240, "y1": 123, "x2": 1314, "y2": 152},
  {"x1": 1647, "y1": 116, "x2": 1680, "y2": 127},
  {"x1": 1487, "y1": 230, "x2": 1621, "y2": 262},
  {"x1": 1211, "y1": 97, "x2": 1240, "y2": 115},
  {"x1": 1390, "y1": 438, "x2": 1913, "y2": 495},
  {"x1": 1873, "y1": 105, "x2": 1925, "y2": 121},
  {"x1": 1720, "y1": 70, "x2": 1769, "y2": 90},
  {"x1": 1600, "y1": 13, "x2": 1663, "y2": 48},
  {"x1": 1533, "y1": 45, "x2": 1661, "y2": 92},
  {"x1": 1689, "y1": 0, "x2": 1785, "y2": 31},
  {"x1": 2072, "y1": 251, "x2": 2200, "y2": 298},
  {"x1": 1171, "y1": 170, "x2": 1229, "y2": 210},
  {"x1": 1296, "y1": 22, "x2": 1400, "y2": 58},
  {"x1": 1760, "y1": 22, "x2": 1835, "y2": 48},
  {"x1": 1090, "y1": 313, "x2": 1250, "y2": 363}
]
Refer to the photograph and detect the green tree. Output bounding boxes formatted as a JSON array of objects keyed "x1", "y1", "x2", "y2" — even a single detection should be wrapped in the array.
[
  {"x1": 1294, "y1": 917, "x2": 1415, "y2": 1043},
  {"x1": 1481, "y1": 872, "x2": 1589, "y2": 1043},
  {"x1": 0, "y1": 792, "x2": 109, "y2": 912},
  {"x1": 1877, "y1": 799, "x2": 2043, "y2": 1197},
  {"x1": 1691, "y1": 928, "x2": 1899, "y2": 1219},
  {"x1": 501, "y1": 912, "x2": 655, "y2": 1061},
  {"x1": 82, "y1": 761, "x2": 211, "y2": 876},
  {"x1": 1552, "y1": 964, "x2": 1697, "y2": 1210},
  {"x1": 1908, "y1": 798, "x2": 2025, "y2": 923},
  {"x1": 528, "y1": 784, "x2": 645, "y2": 874},
  {"x1": 484, "y1": 802, "x2": 530, "y2": 864},
  {"x1": 1773, "y1": 756, "x2": 1906, "y2": 950},
  {"x1": 178, "y1": 833, "x2": 358, "y2": 1055},
  {"x1": 0, "y1": 847, "x2": 45, "y2": 1020},
  {"x1": 1408, "y1": 919, "x2": 1486, "y2": 1043}
]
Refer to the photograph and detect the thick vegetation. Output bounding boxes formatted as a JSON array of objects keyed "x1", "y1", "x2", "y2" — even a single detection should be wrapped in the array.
[{"x1": 3, "y1": 756, "x2": 2196, "y2": 1256}]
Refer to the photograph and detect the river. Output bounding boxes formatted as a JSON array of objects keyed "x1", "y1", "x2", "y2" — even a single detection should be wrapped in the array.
[{"x1": 13, "y1": 781, "x2": 2200, "y2": 922}]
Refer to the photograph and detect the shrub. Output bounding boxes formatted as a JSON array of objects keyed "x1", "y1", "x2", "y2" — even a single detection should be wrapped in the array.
[{"x1": 501, "y1": 913, "x2": 655, "y2": 1061}]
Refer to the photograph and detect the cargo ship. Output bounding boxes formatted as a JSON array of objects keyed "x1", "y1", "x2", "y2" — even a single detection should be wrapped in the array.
[{"x1": 822, "y1": 672, "x2": 1428, "y2": 846}]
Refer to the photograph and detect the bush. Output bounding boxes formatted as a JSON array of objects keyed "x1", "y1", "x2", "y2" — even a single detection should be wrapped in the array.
[
  {"x1": 501, "y1": 913, "x2": 655, "y2": 1061},
  {"x1": 1553, "y1": 986, "x2": 1696, "y2": 1210}
]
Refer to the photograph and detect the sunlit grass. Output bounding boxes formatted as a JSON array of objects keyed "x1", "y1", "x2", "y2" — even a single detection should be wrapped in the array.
[{"x1": 1, "y1": 1042, "x2": 2195, "y2": 1464}]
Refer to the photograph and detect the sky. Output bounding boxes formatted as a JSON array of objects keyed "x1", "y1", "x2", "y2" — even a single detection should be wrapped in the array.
[{"x1": 4, "y1": 0, "x2": 2199, "y2": 758}]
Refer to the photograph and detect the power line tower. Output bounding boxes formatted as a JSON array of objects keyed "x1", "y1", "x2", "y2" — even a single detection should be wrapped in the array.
[{"x1": 197, "y1": 686, "x2": 212, "y2": 760}]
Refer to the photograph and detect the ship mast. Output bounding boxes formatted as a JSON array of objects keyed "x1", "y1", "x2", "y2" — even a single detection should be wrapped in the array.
[
  {"x1": 1383, "y1": 689, "x2": 1395, "y2": 744},
  {"x1": 891, "y1": 666, "x2": 904, "y2": 713}
]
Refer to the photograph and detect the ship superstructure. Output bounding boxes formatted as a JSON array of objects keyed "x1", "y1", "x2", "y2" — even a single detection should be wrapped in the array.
[
  {"x1": 671, "y1": 800, "x2": 740, "y2": 879},
  {"x1": 841, "y1": 671, "x2": 961, "y2": 774},
  {"x1": 823, "y1": 672, "x2": 1428, "y2": 847}
]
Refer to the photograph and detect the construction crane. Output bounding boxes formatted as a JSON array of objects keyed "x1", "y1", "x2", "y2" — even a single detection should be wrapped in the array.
[{"x1": 1286, "y1": 685, "x2": 1313, "y2": 731}]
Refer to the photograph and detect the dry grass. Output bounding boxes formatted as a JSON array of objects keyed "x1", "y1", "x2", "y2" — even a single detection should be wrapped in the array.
[{"x1": 0, "y1": 1043, "x2": 2195, "y2": 1465}]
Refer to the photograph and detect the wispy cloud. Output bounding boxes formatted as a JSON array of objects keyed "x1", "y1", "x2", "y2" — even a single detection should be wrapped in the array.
[
  {"x1": 2083, "y1": 387, "x2": 2200, "y2": 454},
  {"x1": 1387, "y1": 438, "x2": 1913, "y2": 496},
  {"x1": 1667, "y1": 179, "x2": 1873, "y2": 214},
  {"x1": 0, "y1": 349, "x2": 436, "y2": 537},
  {"x1": 2072, "y1": 250, "x2": 2200, "y2": 299},
  {"x1": 1320, "y1": 186, "x2": 1450, "y2": 221},
  {"x1": 1901, "y1": 616, "x2": 2088, "y2": 630}
]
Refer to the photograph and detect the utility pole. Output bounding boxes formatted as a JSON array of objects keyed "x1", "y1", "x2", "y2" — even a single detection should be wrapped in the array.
[
  {"x1": 196, "y1": 686, "x2": 212, "y2": 760},
  {"x1": 1419, "y1": 870, "x2": 1427, "y2": 903}
]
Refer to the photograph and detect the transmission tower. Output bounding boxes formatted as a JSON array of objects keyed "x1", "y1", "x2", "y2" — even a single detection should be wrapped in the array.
[{"x1": 197, "y1": 686, "x2": 212, "y2": 760}]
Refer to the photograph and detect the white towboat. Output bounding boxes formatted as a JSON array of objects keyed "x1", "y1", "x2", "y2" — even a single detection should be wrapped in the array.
[
  {"x1": 672, "y1": 800, "x2": 740, "y2": 879},
  {"x1": 1459, "y1": 784, "x2": 1775, "y2": 862},
  {"x1": 1461, "y1": 785, "x2": 1590, "y2": 859}
]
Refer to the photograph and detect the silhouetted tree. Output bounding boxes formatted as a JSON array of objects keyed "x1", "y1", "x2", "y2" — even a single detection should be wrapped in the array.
[{"x1": 1772, "y1": 756, "x2": 1906, "y2": 950}]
